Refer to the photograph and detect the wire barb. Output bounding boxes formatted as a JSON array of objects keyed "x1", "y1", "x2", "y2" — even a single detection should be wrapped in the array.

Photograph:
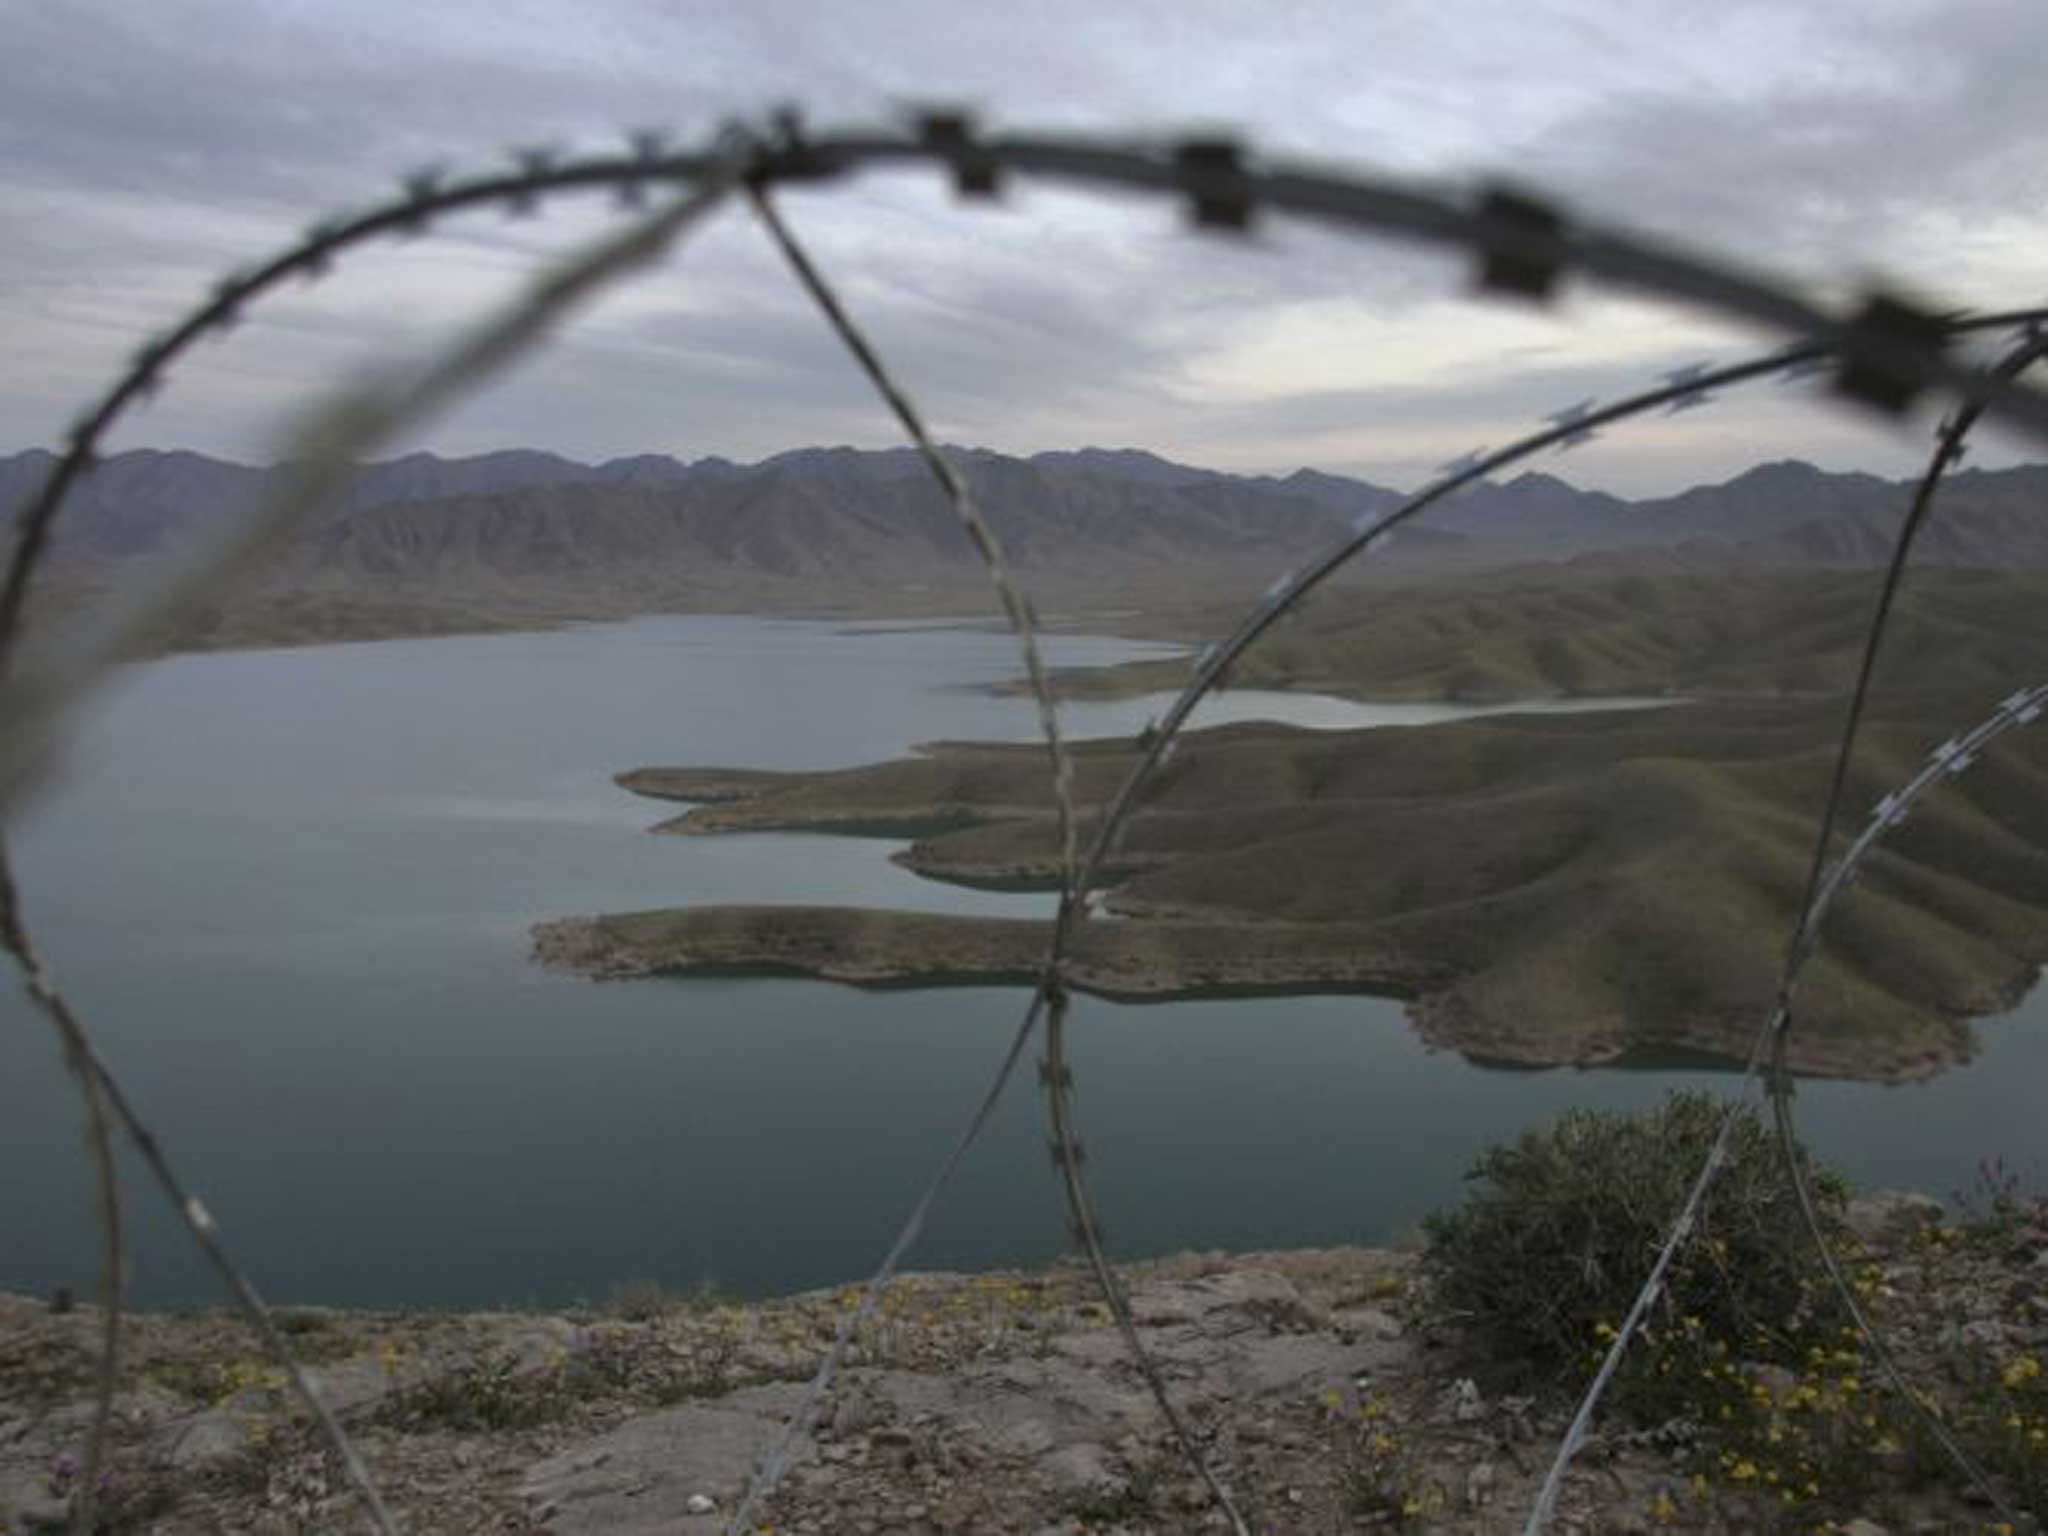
[
  {"x1": 1834, "y1": 292, "x2": 1950, "y2": 415},
  {"x1": 1176, "y1": 138, "x2": 1253, "y2": 231},
  {"x1": 914, "y1": 109, "x2": 1000, "y2": 197},
  {"x1": 13, "y1": 113, "x2": 2048, "y2": 1536},
  {"x1": 1473, "y1": 185, "x2": 1566, "y2": 301}
]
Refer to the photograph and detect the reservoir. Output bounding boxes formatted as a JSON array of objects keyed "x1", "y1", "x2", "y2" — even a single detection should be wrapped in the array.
[{"x1": 3, "y1": 615, "x2": 2040, "y2": 1309}]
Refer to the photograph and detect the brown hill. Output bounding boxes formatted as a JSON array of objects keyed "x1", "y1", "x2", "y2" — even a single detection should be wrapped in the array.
[
  {"x1": 1046, "y1": 565, "x2": 2048, "y2": 703},
  {"x1": 555, "y1": 680, "x2": 2048, "y2": 1081}
]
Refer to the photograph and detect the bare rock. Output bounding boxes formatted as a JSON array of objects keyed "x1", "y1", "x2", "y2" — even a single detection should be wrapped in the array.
[
  {"x1": 1465, "y1": 1458, "x2": 1496, "y2": 1509},
  {"x1": 300, "y1": 1354, "x2": 408, "y2": 1416},
  {"x1": 1439, "y1": 1376, "x2": 1485, "y2": 1423},
  {"x1": 164, "y1": 1408, "x2": 250, "y2": 1469},
  {"x1": 502, "y1": 1316, "x2": 581, "y2": 1373},
  {"x1": 1039, "y1": 1441, "x2": 1122, "y2": 1496},
  {"x1": 1222, "y1": 1332, "x2": 1404, "y2": 1398},
  {"x1": 829, "y1": 1382, "x2": 890, "y2": 1439},
  {"x1": 520, "y1": 1381, "x2": 815, "y2": 1535},
  {"x1": 1124, "y1": 1282, "x2": 1204, "y2": 1328},
  {"x1": 1333, "y1": 1303, "x2": 1404, "y2": 1341},
  {"x1": 1844, "y1": 1192, "x2": 1944, "y2": 1244}
]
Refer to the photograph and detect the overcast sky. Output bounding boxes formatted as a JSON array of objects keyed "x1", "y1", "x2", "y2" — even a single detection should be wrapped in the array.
[{"x1": 4, "y1": 0, "x2": 2045, "y2": 495}]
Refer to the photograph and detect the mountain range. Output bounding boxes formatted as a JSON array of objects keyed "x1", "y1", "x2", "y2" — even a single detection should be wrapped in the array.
[{"x1": 4, "y1": 445, "x2": 2045, "y2": 638}]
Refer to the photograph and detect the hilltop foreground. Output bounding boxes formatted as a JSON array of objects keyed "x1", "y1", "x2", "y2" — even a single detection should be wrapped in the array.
[{"x1": 2, "y1": 1193, "x2": 2040, "y2": 1533}]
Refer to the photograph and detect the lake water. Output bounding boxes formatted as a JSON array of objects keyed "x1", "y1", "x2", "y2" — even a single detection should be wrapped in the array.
[{"x1": 3, "y1": 614, "x2": 2042, "y2": 1310}]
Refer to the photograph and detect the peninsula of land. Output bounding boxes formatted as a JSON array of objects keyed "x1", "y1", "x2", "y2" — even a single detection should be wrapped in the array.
[
  {"x1": 534, "y1": 561, "x2": 2048, "y2": 1082},
  {"x1": 535, "y1": 625, "x2": 2048, "y2": 1082}
]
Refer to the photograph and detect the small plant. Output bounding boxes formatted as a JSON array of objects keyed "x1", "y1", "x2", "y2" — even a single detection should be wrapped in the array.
[
  {"x1": 147, "y1": 1354, "x2": 289, "y2": 1406},
  {"x1": 1653, "y1": 1318, "x2": 1916, "y2": 1531},
  {"x1": 1422, "y1": 1091, "x2": 1848, "y2": 1407},
  {"x1": 607, "y1": 1279, "x2": 676, "y2": 1322},
  {"x1": 1953, "y1": 1154, "x2": 2033, "y2": 1247},
  {"x1": 374, "y1": 1350, "x2": 569, "y2": 1432},
  {"x1": 606, "y1": 1275, "x2": 736, "y2": 1321},
  {"x1": 1065, "y1": 1468, "x2": 1158, "y2": 1526},
  {"x1": 1947, "y1": 1345, "x2": 2048, "y2": 1517},
  {"x1": 41, "y1": 1450, "x2": 184, "y2": 1531},
  {"x1": 3, "y1": 1335, "x2": 95, "y2": 1409},
  {"x1": 1417, "y1": 1095, "x2": 1947, "y2": 1529},
  {"x1": 1322, "y1": 1387, "x2": 1446, "y2": 1525}
]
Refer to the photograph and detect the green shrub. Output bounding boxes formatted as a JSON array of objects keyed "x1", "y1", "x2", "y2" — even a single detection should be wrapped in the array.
[{"x1": 1421, "y1": 1090, "x2": 1849, "y2": 1409}]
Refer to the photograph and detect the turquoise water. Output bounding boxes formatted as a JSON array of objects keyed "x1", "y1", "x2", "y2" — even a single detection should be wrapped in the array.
[{"x1": 2, "y1": 615, "x2": 2040, "y2": 1308}]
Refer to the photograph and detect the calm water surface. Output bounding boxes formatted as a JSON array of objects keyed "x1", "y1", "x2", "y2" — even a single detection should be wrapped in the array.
[{"x1": 3, "y1": 615, "x2": 2041, "y2": 1308}]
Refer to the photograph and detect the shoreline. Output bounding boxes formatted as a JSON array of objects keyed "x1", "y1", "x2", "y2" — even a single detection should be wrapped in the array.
[
  {"x1": 529, "y1": 907, "x2": 1433, "y2": 1003},
  {"x1": 138, "y1": 588, "x2": 1175, "y2": 661},
  {"x1": 528, "y1": 907, "x2": 1964, "y2": 1084}
]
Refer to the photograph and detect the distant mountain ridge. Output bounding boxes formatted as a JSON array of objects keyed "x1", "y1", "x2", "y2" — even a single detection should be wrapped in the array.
[{"x1": 5, "y1": 446, "x2": 2047, "y2": 605}]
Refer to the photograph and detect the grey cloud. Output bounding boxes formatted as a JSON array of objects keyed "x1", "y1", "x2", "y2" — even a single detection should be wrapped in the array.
[
  {"x1": 3, "y1": 0, "x2": 2043, "y2": 491},
  {"x1": 1518, "y1": 0, "x2": 2048, "y2": 281}
]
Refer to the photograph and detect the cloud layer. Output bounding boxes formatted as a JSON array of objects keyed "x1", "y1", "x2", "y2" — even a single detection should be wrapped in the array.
[{"x1": 4, "y1": 0, "x2": 2044, "y2": 494}]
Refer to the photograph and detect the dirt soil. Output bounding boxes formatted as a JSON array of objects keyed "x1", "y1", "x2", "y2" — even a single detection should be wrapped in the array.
[{"x1": 4, "y1": 1192, "x2": 2045, "y2": 1534}]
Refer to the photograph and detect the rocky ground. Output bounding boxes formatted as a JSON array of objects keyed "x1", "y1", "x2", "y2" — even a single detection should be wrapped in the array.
[{"x1": 2, "y1": 1195, "x2": 2043, "y2": 1535}]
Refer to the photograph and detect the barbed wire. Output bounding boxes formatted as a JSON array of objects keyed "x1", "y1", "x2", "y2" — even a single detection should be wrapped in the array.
[
  {"x1": 1524, "y1": 331, "x2": 2048, "y2": 1533},
  {"x1": 1521, "y1": 707, "x2": 2048, "y2": 1529},
  {"x1": 1, "y1": 824, "x2": 401, "y2": 1533},
  {"x1": 10, "y1": 108, "x2": 2048, "y2": 1533},
  {"x1": 0, "y1": 846, "x2": 120, "y2": 1536},
  {"x1": 731, "y1": 171, "x2": 1230, "y2": 1528},
  {"x1": 723, "y1": 314, "x2": 2048, "y2": 1528},
  {"x1": 1765, "y1": 342, "x2": 2048, "y2": 1528},
  {"x1": 715, "y1": 130, "x2": 2048, "y2": 1533},
  {"x1": 1522, "y1": 677, "x2": 2048, "y2": 1532},
  {"x1": 706, "y1": 307, "x2": 2048, "y2": 1524},
  {"x1": 739, "y1": 179, "x2": 1081, "y2": 898},
  {"x1": 1786, "y1": 329, "x2": 2048, "y2": 982},
  {"x1": 2, "y1": 126, "x2": 754, "y2": 1536}
]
